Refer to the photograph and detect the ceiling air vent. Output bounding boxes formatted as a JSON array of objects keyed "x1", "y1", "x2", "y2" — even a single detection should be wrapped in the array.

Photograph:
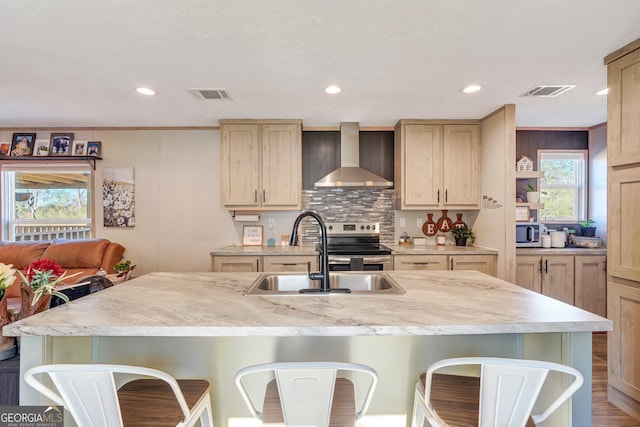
[
  {"x1": 520, "y1": 85, "x2": 576, "y2": 97},
  {"x1": 188, "y1": 88, "x2": 232, "y2": 100}
]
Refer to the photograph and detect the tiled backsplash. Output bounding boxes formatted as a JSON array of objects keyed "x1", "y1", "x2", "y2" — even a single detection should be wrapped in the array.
[{"x1": 300, "y1": 189, "x2": 395, "y2": 243}]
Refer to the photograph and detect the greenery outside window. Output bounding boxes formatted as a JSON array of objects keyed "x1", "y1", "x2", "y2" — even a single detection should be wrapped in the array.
[
  {"x1": 1, "y1": 163, "x2": 93, "y2": 241},
  {"x1": 538, "y1": 150, "x2": 587, "y2": 223}
]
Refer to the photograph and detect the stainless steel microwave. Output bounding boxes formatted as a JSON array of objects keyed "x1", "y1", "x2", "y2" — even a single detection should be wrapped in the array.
[{"x1": 516, "y1": 223, "x2": 545, "y2": 247}]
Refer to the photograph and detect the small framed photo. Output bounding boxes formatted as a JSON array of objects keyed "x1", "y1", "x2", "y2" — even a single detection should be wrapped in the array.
[
  {"x1": 243, "y1": 225, "x2": 263, "y2": 246},
  {"x1": 10, "y1": 133, "x2": 36, "y2": 156},
  {"x1": 0, "y1": 142, "x2": 10, "y2": 156},
  {"x1": 49, "y1": 133, "x2": 74, "y2": 156},
  {"x1": 72, "y1": 140, "x2": 87, "y2": 156},
  {"x1": 515, "y1": 206, "x2": 531, "y2": 222},
  {"x1": 87, "y1": 141, "x2": 102, "y2": 157},
  {"x1": 33, "y1": 139, "x2": 50, "y2": 156}
]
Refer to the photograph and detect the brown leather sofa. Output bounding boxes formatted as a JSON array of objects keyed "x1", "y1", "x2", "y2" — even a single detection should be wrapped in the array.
[{"x1": 0, "y1": 238, "x2": 125, "y2": 311}]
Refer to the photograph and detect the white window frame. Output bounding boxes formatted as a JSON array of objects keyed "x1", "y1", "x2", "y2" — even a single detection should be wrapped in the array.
[
  {"x1": 537, "y1": 150, "x2": 588, "y2": 223},
  {"x1": 1, "y1": 162, "x2": 94, "y2": 241}
]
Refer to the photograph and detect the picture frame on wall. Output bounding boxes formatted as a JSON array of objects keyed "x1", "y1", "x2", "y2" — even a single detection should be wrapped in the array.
[
  {"x1": 49, "y1": 133, "x2": 74, "y2": 156},
  {"x1": 10, "y1": 133, "x2": 36, "y2": 156},
  {"x1": 0, "y1": 143, "x2": 11, "y2": 156},
  {"x1": 87, "y1": 141, "x2": 102, "y2": 157},
  {"x1": 515, "y1": 206, "x2": 531, "y2": 222},
  {"x1": 242, "y1": 225, "x2": 263, "y2": 246},
  {"x1": 33, "y1": 139, "x2": 50, "y2": 156},
  {"x1": 72, "y1": 140, "x2": 87, "y2": 156}
]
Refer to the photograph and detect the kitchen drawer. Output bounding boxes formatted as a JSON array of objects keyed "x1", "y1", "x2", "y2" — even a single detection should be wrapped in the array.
[
  {"x1": 393, "y1": 255, "x2": 447, "y2": 270},
  {"x1": 262, "y1": 255, "x2": 318, "y2": 272}
]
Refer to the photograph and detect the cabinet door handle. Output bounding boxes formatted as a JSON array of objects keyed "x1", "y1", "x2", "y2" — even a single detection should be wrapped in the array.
[
  {"x1": 603, "y1": 259, "x2": 607, "y2": 272},
  {"x1": 538, "y1": 259, "x2": 542, "y2": 273},
  {"x1": 445, "y1": 189, "x2": 448, "y2": 203},
  {"x1": 263, "y1": 190, "x2": 266, "y2": 203},
  {"x1": 437, "y1": 190, "x2": 440, "y2": 203},
  {"x1": 256, "y1": 259, "x2": 260, "y2": 271},
  {"x1": 544, "y1": 259, "x2": 548, "y2": 274},
  {"x1": 450, "y1": 258, "x2": 454, "y2": 270},
  {"x1": 254, "y1": 190, "x2": 258, "y2": 203}
]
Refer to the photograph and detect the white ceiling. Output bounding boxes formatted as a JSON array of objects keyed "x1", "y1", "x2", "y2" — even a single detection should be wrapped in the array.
[{"x1": 2, "y1": 0, "x2": 640, "y2": 129}]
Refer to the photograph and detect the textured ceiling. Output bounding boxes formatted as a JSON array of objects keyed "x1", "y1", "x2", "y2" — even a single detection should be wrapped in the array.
[{"x1": 2, "y1": 0, "x2": 640, "y2": 128}]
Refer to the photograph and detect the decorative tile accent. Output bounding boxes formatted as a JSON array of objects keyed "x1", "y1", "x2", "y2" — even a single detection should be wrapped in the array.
[{"x1": 299, "y1": 189, "x2": 395, "y2": 243}]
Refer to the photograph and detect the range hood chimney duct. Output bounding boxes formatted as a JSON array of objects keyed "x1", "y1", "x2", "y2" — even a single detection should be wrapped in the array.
[{"x1": 314, "y1": 122, "x2": 393, "y2": 188}]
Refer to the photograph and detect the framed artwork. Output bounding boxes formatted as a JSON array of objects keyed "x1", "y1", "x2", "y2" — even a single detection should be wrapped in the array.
[
  {"x1": 10, "y1": 133, "x2": 36, "y2": 156},
  {"x1": 0, "y1": 142, "x2": 10, "y2": 156},
  {"x1": 87, "y1": 141, "x2": 102, "y2": 157},
  {"x1": 33, "y1": 139, "x2": 50, "y2": 156},
  {"x1": 243, "y1": 225, "x2": 263, "y2": 246},
  {"x1": 72, "y1": 140, "x2": 87, "y2": 156},
  {"x1": 103, "y1": 167, "x2": 135, "y2": 227},
  {"x1": 49, "y1": 133, "x2": 74, "y2": 156},
  {"x1": 515, "y1": 206, "x2": 531, "y2": 222}
]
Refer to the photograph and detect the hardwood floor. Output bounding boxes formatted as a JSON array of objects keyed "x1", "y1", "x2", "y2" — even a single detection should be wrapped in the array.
[{"x1": 592, "y1": 333, "x2": 640, "y2": 426}]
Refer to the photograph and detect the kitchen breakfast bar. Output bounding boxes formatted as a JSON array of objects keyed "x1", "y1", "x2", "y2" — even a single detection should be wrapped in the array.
[{"x1": 5, "y1": 270, "x2": 611, "y2": 427}]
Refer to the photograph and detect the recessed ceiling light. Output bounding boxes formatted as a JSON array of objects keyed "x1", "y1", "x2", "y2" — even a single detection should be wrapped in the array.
[
  {"x1": 462, "y1": 85, "x2": 482, "y2": 94},
  {"x1": 324, "y1": 85, "x2": 342, "y2": 94},
  {"x1": 596, "y1": 88, "x2": 609, "y2": 96},
  {"x1": 136, "y1": 87, "x2": 156, "y2": 96}
]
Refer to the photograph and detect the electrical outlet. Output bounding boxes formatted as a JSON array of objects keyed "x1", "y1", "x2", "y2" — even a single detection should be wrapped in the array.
[
  {"x1": 399, "y1": 218, "x2": 406, "y2": 227},
  {"x1": 268, "y1": 218, "x2": 275, "y2": 229},
  {"x1": 417, "y1": 218, "x2": 423, "y2": 227}
]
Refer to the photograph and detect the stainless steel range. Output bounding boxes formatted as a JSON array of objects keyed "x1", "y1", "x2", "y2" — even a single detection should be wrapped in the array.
[{"x1": 325, "y1": 222, "x2": 392, "y2": 271}]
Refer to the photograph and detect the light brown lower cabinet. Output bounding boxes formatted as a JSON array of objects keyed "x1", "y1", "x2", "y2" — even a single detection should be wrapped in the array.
[
  {"x1": 261, "y1": 255, "x2": 318, "y2": 272},
  {"x1": 393, "y1": 255, "x2": 448, "y2": 271},
  {"x1": 212, "y1": 255, "x2": 317, "y2": 272},
  {"x1": 607, "y1": 281, "x2": 640, "y2": 420},
  {"x1": 393, "y1": 254, "x2": 497, "y2": 276},
  {"x1": 212, "y1": 256, "x2": 260, "y2": 272},
  {"x1": 515, "y1": 254, "x2": 605, "y2": 315},
  {"x1": 574, "y1": 255, "x2": 607, "y2": 317}
]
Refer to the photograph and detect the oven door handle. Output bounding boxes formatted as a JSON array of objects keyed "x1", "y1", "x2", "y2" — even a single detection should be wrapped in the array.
[{"x1": 328, "y1": 257, "x2": 390, "y2": 264}]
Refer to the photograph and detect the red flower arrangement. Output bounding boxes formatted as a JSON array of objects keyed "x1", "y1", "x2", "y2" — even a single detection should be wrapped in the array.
[
  {"x1": 17, "y1": 259, "x2": 81, "y2": 306},
  {"x1": 23, "y1": 259, "x2": 64, "y2": 282}
]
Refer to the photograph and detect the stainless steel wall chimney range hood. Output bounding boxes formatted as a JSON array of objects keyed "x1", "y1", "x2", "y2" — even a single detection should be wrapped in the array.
[{"x1": 314, "y1": 122, "x2": 394, "y2": 188}]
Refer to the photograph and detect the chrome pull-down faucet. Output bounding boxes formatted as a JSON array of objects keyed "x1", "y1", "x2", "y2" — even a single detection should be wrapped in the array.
[{"x1": 289, "y1": 211, "x2": 349, "y2": 293}]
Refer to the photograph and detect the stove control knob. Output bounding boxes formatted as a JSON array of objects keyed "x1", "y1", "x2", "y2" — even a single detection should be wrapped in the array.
[
  {"x1": 372, "y1": 224, "x2": 376, "y2": 230},
  {"x1": 360, "y1": 225, "x2": 365, "y2": 230},
  {"x1": 366, "y1": 225, "x2": 371, "y2": 230},
  {"x1": 328, "y1": 225, "x2": 333, "y2": 231}
]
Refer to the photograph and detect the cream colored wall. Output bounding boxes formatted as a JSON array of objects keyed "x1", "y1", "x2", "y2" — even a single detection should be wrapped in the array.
[
  {"x1": 474, "y1": 105, "x2": 516, "y2": 282},
  {"x1": 0, "y1": 129, "x2": 272, "y2": 274}
]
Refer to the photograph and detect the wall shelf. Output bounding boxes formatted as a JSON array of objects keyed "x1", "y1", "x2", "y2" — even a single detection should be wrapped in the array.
[
  {"x1": 516, "y1": 171, "x2": 544, "y2": 179},
  {"x1": 516, "y1": 202, "x2": 544, "y2": 209},
  {"x1": 0, "y1": 156, "x2": 102, "y2": 170}
]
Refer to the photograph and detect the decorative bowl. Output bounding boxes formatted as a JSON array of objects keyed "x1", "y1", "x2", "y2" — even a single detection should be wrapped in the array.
[{"x1": 572, "y1": 236, "x2": 602, "y2": 248}]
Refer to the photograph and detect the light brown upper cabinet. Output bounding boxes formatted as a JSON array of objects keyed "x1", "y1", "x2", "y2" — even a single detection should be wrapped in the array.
[
  {"x1": 220, "y1": 119, "x2": 302, "y2": 210},
  {"x1": 606, "y1": 46, "x2": 640, "y2": 167},
  {"x1": 394, "y1": 120, "x2": 480, "y2": 210}
]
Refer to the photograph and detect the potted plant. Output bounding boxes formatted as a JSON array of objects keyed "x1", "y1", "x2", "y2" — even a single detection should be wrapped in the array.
[
  {"x1": 520, "y1": 183, "x2": 546, "y2": 204},
  {"x1": 452, "y1": 226, "x2": 475, "y2": 246},
  {"x1": 114, "y1": 259, "x2": 136, "y2": 280},
  {"x1": 578, "y1": 219, "x2": 597, "y2": 237}
]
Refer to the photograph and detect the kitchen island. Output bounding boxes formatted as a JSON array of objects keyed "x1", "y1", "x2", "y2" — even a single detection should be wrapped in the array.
[{"x1": 5, "y1": 270, "x2": 611, "y2": 427}]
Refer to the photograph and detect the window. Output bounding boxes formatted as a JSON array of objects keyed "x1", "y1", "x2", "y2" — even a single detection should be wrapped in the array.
[
  {"x1": 538, "y1": 150, "x2": 587, "y2": 222},
  {"x1": 1, "y1": 163, "x2": 93, "y2": 241}
]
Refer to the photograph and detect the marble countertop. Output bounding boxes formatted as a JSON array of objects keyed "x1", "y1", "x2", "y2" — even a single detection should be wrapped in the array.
[
  {"x1": 386, "y1": 244, "x2": 498, "y2": 255},
  {"x1": 517, "y1": 247, "x2": 607, "y2": 255},
  {"x1": 4, "y1": 271, "x2": 611, "y2": 338},
  {"x1": 211, "y1": 244, "x2": 497, "y2": 256},
  {"x1": 211, "y1": 245, "x2": 318, "y2": 256}
]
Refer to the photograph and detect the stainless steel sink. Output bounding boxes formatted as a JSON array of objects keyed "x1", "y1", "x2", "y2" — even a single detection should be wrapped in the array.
[{"x1": 245, "y1": 272, "x2": 405, "y2": 295}]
